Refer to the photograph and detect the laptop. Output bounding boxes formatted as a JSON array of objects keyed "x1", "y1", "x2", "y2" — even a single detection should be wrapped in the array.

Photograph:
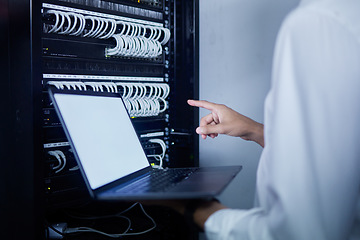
[{"x1": 49, "y1": 87, "x2": 242, "y2": 201}]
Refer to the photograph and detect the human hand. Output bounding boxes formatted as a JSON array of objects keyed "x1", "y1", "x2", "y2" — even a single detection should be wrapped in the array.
[
  {"x1": 140, "y1": 199, "x2": 187, "y2": 214},
  {"x1": 141, "y1": 199, "x2": 227, "y2": 231},
  {"x1": 188, "y1": 100, "x2": 264, "y2": 147}
]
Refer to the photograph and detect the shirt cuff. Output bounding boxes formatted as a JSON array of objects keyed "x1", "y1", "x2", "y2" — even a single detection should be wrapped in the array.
[{"x1": 204, "y1": 208, "x2": 269, "y2": 240}]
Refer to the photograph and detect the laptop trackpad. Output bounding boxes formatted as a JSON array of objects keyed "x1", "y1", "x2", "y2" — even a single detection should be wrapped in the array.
[{"x1": 170, "y1": 170, "x2": 237, "y2": 193}]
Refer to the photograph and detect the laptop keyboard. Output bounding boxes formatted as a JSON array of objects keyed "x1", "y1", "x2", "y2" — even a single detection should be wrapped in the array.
[{"x1": 115, "y1": 168, "x2": 198, "y2": 194}]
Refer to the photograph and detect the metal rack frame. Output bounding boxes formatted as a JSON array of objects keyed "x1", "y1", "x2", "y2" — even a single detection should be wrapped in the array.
[{"x1": 1, "y1": 0, "x2": 198, "y2": 239}]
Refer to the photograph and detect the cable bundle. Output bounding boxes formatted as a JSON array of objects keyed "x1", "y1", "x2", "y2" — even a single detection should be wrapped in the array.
[
  {"x1": 45, "y1": 10, "x2": 116, "y2": 39},
  {"x1": 106, "y1": 21, "x2": 170, "y2": 58},
  {"x1": 47, "y1": 81, "x2": 87, "y2": 90},
  {"x1": 116, "y1": 83, "x2": 169, "y2": 117},
  {"x1": 44, "y1": 10, "x2": 171, "y2": 58},
  {"x1": 46, "y1": 203, "x2": 157, "y2": 239},
  {"x1": 48, "y1": 150, "x2": 67, "y2": 174},
  {"x1": 48, "y1": 81, "x2": 170, "y2": 117},
  {"x1": 147, "y1": 138, "x2": 166, "y2": 169}
]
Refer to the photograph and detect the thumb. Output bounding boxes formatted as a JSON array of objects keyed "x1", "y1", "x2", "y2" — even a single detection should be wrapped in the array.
[{"x1": 196, "y1": 124, "x2": 223, "y2": 136}]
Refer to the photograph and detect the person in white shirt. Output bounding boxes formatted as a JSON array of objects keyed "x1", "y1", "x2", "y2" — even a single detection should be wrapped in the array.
[{"x1": 162, "y1": 0, "x2": 360, "y2": 239}]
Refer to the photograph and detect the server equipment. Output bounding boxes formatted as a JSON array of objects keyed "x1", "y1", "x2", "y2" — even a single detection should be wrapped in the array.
[{"x1": 2, "y1": 0, "x2": 199, "y2": 239}]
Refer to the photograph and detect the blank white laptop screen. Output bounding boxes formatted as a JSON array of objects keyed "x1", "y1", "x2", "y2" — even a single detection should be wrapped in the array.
[{"x1": 53, "y1": 93, "x2": 150, "y2": 190}]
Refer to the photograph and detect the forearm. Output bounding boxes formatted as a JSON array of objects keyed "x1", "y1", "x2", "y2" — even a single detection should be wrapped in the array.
[{"x1": 236, "y1": 118, "x2": 264, "y2": 147}]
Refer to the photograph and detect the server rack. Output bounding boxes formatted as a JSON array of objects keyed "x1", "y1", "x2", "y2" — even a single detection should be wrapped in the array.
[{"x1": 1, "y1": 0, "x2": 199, "y2": 239}]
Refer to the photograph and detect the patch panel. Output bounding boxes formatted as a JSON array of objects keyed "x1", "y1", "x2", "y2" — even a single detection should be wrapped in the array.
[{"x1": 54, "y1": 0, "x2": 164, "y2": 14}]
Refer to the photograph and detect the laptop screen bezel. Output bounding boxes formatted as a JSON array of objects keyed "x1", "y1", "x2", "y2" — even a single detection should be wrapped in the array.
[{"x1": 48, "y1": 87, "x2": 152, "y2": 198}]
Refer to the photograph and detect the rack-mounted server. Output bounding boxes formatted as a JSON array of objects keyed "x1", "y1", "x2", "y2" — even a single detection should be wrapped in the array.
[{"x1": 2, "y1": 0, "x2": 198, "y2": 239}]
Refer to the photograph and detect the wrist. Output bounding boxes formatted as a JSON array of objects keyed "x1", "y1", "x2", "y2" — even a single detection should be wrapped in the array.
[
  {"x1": 184, "y1": 198, "x2": 226, "y2": 231},
  {"x1": 252, "y1": 122, "x2": 264, "y2": 147},
  {"x1": 245, "y1": 121, "x2": 264, "y2": 147}
]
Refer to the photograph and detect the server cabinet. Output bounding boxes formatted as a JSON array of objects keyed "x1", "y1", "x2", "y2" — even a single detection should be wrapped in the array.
[{"x1": 1, "y1": 0, "x2": 199, "y2": 239}]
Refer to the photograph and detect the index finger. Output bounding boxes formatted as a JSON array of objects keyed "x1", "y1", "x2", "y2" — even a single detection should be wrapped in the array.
[{"x1": 187, "y1": 99, "x2": 217, "y2": 111}]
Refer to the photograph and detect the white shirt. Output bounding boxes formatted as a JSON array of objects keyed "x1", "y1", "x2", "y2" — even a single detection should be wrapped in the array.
[{"x1": 205, "y1": 0, "x2": 360, "y2": 239}]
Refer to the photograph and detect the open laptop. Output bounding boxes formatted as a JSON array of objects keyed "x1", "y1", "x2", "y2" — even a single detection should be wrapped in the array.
[{"x1": 49, "y1": 87, "x2": 241, "y2": 201}]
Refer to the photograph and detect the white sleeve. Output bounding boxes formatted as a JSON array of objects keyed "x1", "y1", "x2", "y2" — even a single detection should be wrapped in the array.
[{"x1": 205, "y1": 7, "x2": 360, "y2": 240}]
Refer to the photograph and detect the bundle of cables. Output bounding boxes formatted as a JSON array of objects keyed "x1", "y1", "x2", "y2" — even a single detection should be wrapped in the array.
[
  {"x1": 147, "y1": 138, "x2": 167, "y2": 169},
  {"x1": 44, "y1": 10, "x2": 171, "y2": 59},
  {"x1": 48, "y1": 81, "x2": 170, "y2": 118},
  {"x1": 46, "y1": 202, "x2": 156, "y2": 239}
]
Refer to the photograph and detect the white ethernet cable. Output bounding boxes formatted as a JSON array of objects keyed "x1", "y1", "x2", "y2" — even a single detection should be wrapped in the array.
[
  {"x1": 62, "y1": 203, "x2": 156, "y2": 238},
  {"x1": 83, "y1": 15, "x2": 96, "y2": 37},
  {"x1": 94, "y1": 18, "x2": 108, "y2": 38},
  {"x1": 54, "y1": 150, "x2": 66, "y2": 173},
  {"x1": 48, "y1": 81, "x2": 86, "y2": 90},
  {"x1": 84, "y1": 81, "x2": 98, "y2": 91},
  {"x1": 47, "y1": 10, "x2": 65, "y2": 34},
  {"x1": 147, "y1": 138, "x2": 166, "y2": 169},
  {"x1": 70, "y1": 13, "x2": 85, "y2": 36},
  {"x1": 48, "y1": 150, "x2": 61, "y2": 171},
  {"x1": 99, "y1": 18, "x2": 116, "y2": 39},
  {"x1": 98, "y1": 82, "x2": 117, "y2": 93},
  {"x1": 48, "y1": 150, "x2": 67, "y2": 174},
  {"x1": 47, "y1": 81, "x2": 64, "y2": 90},
  {"x1": 58, "y1": 12, "x2": 71, "y2": 35}
]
